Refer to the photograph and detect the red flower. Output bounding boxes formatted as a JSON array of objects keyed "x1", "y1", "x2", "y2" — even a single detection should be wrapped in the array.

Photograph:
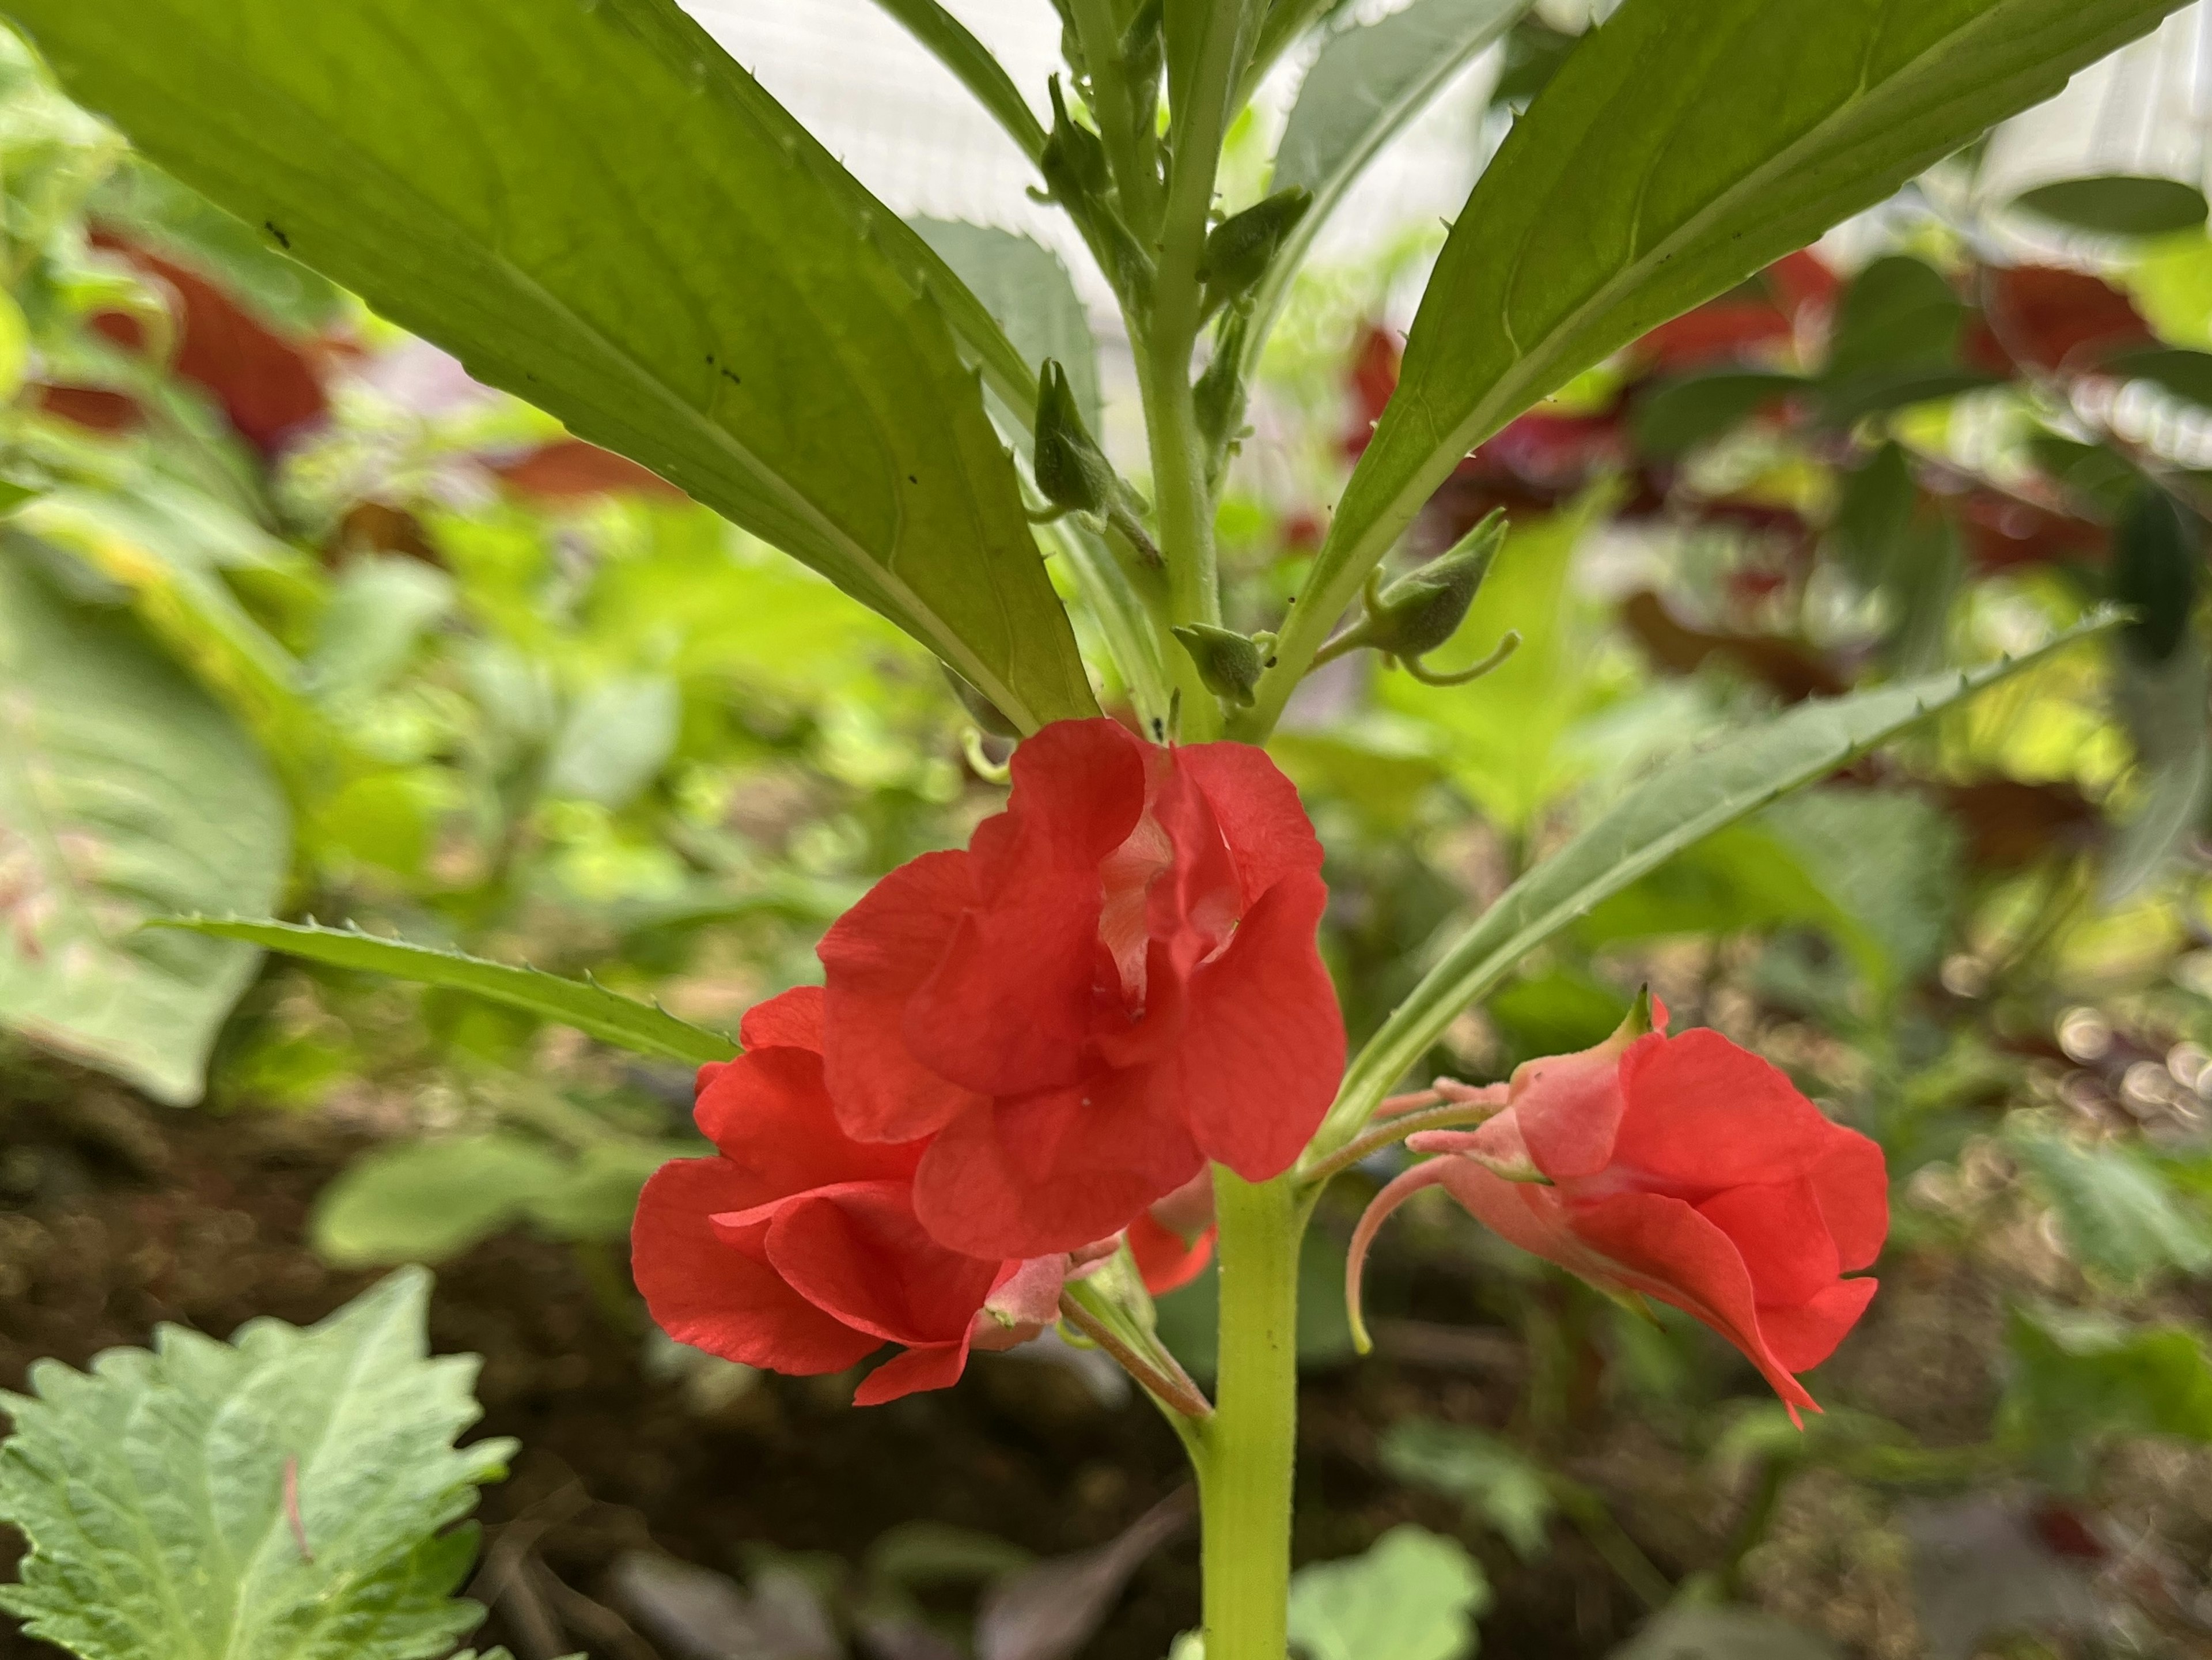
[
  {"x1": 632, "y1": 988, "x2": 1073, "y2": 1405},
  {"x1": 1350, "y1": 1000, "x2": 1885, "y2": 1417},
  {"x1": 1127, "y1": 1170, "x2": 1219, "y2": 1295},
  {"x1": 818, "y1": 718, "x2": 1343, "y2": 1261}
]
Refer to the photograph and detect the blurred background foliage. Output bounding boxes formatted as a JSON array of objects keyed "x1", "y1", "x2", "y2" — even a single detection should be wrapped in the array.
[{"x1": 7, "y1": 8, "x2": 2212, "y2": 1659}]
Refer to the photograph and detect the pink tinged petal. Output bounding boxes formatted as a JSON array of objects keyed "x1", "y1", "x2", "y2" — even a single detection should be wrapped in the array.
[
  {"x1": 984, "y1": 1254, "x2": 1071, "y2": 1329},
  {"x1": 1756, "y1": 1276, "x2": 1879, "y2": 1374},
  {"x1": 1560, "y1": 1192, "x2": 1819, "y2": 1416},
  {"x1": 902, "y1": 724, "x2": 1151, "y2": 1096},
  {"x1": 740, "y1": 985, "x2": 825, "y2": 1051},
  {"x1": 819, "y1": 850, "x2": 987, "y2": 1143},
  {"x1": 1810, "y1": 1130, "x2": 1889, "y2": 1273},
  {"x1": 853, "y1": 1338, "x2": 974, "y2": 1405},
  {"x1": 1610, "y1": 1028, "x2": 1843, "y2": 1191},
  {"x1": 630, "y1": 1160, "x2": 878, "y2": 1375},
  {"x1": 1173, "y1": 742, "x2": 1327, "y2": 903},
  {"x1": 1502, "y1": 1040, "x2": 1641, "y2": 1181},
  {"x1": 763, "y1": 1182, "x2": 1002, "y2": 1347},
  {"x1": 1695, "y1": 1179, "x2": 1842, "y2": 1309},
  {"x1": 1159, "y1": 872, "x2": 1345, "y2": 1181},
  {"x1": 912, "y1": 1075, "x2": 1206, "y2": 1260},
  {"x1": 694, "y1": 1046, "x2": 922, "y2": 1189},
  {"x1": 1410, "y1": 1114, "x2": 1546, "y2": 1182}
]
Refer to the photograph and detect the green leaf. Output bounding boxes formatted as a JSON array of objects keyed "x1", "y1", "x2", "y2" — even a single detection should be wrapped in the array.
[
  {"x1": 0, "y1": 1267, "x2": 512, "y2": 1660},
  {"x1": 2015, "y1": 174, "x2": 2209, "y2": 237},
  {"x1": 311, "y1": 1136, "x2": 571, "y2": 1268},
  {"x1": 2107, "y1": 344, "x2": 2212, "y2": 407},
  {"x1": 909, "y1": 218, "x2": 1104, "y2": 441},
  {"x1": 541, "y1": 675, "x2": 680, "y2": 810},
  {"x1": 2001, "y1": 1303, "x2": 2212, "y2": 1454},
  {"x1": 1379, "y1": 1420, "x2": 1556, "y2": 1559},
  {"x1": 865, "y1": 1, "x2": 1046, "y2": 162},
  {"x1": 1309, "y1": 619, "x2": 2116, "y2": 1155},
  {"x1": 151, "y1": 917, "x2": 736, "y2": 1067},
  {"x1": 0, "y1": 552, "x2": 287, "y2": 1103},
  {"x1": 1610, "y1": 1608, "x2": 1842, "y2": 1659},
  {"x1": 1822, "y1": 255, "x2": 1963, "y2": 382},
  {"x1": 2008, "y1": 1128, "x2": 2212, "y2": 1284},
  {"x1": 1630, "y1": 370, "x2": 1802, "y2": 456},
  {"x1": 303, "y1": 557, "x2": 452, "y2": 708},
  {"x1": 1286, "y1": 1526, "x2": 1488, "y2": 1660},
  {"x1": 1251, "y1": 0, "x2": 2188, "y2": 729},
  {"x1": 1251, "y1": 0, "x2": 1531, "y2": 354},
  {"x1": 8, "y1": 0, "x2": 1099, "y2": 733}
]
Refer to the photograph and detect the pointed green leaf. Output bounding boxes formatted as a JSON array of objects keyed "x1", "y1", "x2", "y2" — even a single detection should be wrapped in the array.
[
  {"x1": 0, "y1": 553, "x2": 287, "y2": 1104},
  {"x1": 153, "y1": 917, "x2": 735, "y2": 1067},
  {"x1": 1308, "y1": 618, "x2": 2118, "y2": 1156},
  {"x1": 1252, "y1": 0, "x2": 2190, "y2": 729},
  {"x1": 0, "y1": 1268, "x2": 512, "y2": 1660},
  {"x1": 1250, "y1": 0, "x2": 1530, "y2": 356},
  {"x1": 6, "y1": 0, "x2": 1098, "y2": 732}
]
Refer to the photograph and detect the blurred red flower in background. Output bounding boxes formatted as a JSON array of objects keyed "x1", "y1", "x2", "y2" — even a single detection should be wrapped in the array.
[
  {"x1": 818, "y1": 718, "x2": 1343, "y2": 1262},
  {"x1": 1351, "y1": 999, "x2": 1886, "y2": 1418}
]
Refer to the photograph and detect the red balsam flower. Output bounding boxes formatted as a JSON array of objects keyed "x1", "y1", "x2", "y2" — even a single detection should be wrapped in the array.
[
  {"x1": 632, "y1": 986, "x2": 1221, "y2": 1404},
  {"x1": 1351, "y1": 999, "x2": 1886, "y2": 1417},
  {"x1": 817, "y1": 718, "x2": 1343, "y2": 1261},
  {"x1": 632, "y1": 987, "x2": 1071, "y2": 1404}
]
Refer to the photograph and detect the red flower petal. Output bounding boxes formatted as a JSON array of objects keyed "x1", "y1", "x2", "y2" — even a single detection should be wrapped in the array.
[
  {"x1": 1755, "y1": 1276, "x2": 1879, "y2": 1374},
  {"x1": 1157, "y1": 873, "x2": 1343, "y2": 1181},
  {"x1": 694, "y1": 1045, "x2": 921, "y2": 1190},
  {"x1": 854, "y1": 1338, "x2": 973, "y2": 1405},
  {"x1": 1811, "y1": 1131, "x2": 1889, "y2": 1273},
  {"x1": 1501, "y1": 1037, "x2": 1642, "y2": 1180},
  {"x1": 741, "y1": 984, "x2": 825, "y2": 1050},
  {"x1": 912, "y1": 1072, "x2": 1206, "y2": 1260},
  {"x1": 1611, "y1": 1029, "x2": 1840, "y2": 1191},
  {"x1": 631, "y1": 1159, "x2": 879, "y2": 1374},
  {"x1": 1128, "y1": 1212, "x2": 1217, "y2": 1294},
  {"x1": 820, "y1": 849, "x2": 987, "y2": 1143},
  {"x1": 1564, "y1": 1192, "x2": 1817, "y2": 1415},
  {"x1": 1173, "y1": 742, "x2": 1324, "y2": 906},
  {"x1": 1695, "y1": 1178, "x2": 1842, "y2": 1309},
  {"x1": 764, "y1": 1181, "x2": 1002, "y2": 1347}
]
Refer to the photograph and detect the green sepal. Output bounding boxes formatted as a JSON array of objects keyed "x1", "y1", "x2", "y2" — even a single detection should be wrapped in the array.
[
  {"x1": 1033, "y1": 357, "x2": 1118, "y2": 515},
  {"x1": 1200, "y1": 186, "x2": 1313, "y2": 315},
  {"x1": 1041, "y1": 76, "x2": 1112, "y2": 203},
  {"x1": 1363, "y1": 509, "x2": 1509, "y2": 659},
  {"x1": 1172, "y1": 622, "x2": 1268, "y2": 707}
]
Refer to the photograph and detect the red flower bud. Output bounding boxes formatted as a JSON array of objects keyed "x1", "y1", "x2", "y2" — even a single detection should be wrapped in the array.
[
  {"x1": 1127, "y1": 1170, "x2": 1219, "y2": 1295},
  {"x1": 818, "y1": 719, "x2": 1343, "y2": 1261},
  {"x1": 1350, "y1": 998, "x2": 1886, "y2": 1419}
]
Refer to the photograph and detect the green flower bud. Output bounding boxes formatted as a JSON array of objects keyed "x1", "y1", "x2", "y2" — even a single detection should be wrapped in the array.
[
  {"x1": 1366, "y1": 509, "x2": 1508, "y2": 659},
  {"x1": 1121, "y1": 0, "x2": 1165, "y2": 91},
  {"x1": 1041, "y1": 77, "x2": 1111, "y2": 205},
  {"x1": 1194, "y1": 313, "x2": 1250, "y2": 459},
  {"x1": 1033, "y1": 359, "x2": 1116, "y2": 516},
  {"x1": 1200, "y1": 187, "x2": 1312, "y2": 314},
  {"x1": 1172, "y1": 622, "x2": 1267, "y2": 708}
]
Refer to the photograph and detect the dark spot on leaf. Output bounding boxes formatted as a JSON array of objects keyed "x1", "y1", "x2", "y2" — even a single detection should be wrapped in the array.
[{"x1": 264, "y1": 220, "x2": 291, "y2": 250}]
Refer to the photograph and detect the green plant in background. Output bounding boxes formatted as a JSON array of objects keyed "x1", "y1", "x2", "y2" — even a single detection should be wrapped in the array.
[{"x1": 3, "y1": 1, "x2": 2212, "y2": 1659}]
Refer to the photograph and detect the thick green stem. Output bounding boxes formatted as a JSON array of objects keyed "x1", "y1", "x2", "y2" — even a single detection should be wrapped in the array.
[
  {"x1": 1197, "y1": 1170, "x2": 1304, "y2": 1660},
  {"x1": 1134, "y1": 341, "x2": 1225, "y2": 738}
]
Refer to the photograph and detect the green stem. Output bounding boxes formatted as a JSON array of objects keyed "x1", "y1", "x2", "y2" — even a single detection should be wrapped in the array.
[
  {"x1": 1068, "y1": 0, "x2": 1162, "y2": 235},
  {"x1": 1196, "y1": 1169, "x2": 1305, "y2": 1660}
]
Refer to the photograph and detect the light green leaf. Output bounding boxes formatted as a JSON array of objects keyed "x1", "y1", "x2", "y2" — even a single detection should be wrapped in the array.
[
  {"x1": 304, "y1": 558, "x2": 452, "y2": 708},
  {"x1": 7, "y1": 0, "x2": 1099, "y2": 733},
  {"x1": 541, "y1": 675, "x2": 680, "y2": 810},
  {"x1": 2008, "y1": 1128, "x2": 2212, "y2": 1284},
  {"x1": 2001, "y1": 1303, "x2": 2212, "y2": 1452},
  {"x1": 1252, "y1": 0, "x2": 1529, "y2": 357},
  {"x1": 311, "y1": 1136, "x2": 570, "y2": 1268},
  {"x1": 1764, "y1": 786, "x2": 1964, "y2": 992},
  {"x1": 1287, "y1": 1526, "x2": 1488, "y2": 1660},
  {"x1": 1379, "y1": 1420, "x2": 1555, "y2": 1559},
  {"x1": 152, "y1": 917, "x2": 736, "y2": 1067},
  {"x1": 0, "y1": 1267, "x2": 512, "y2": 1660},
  {"x1": 0, "y1": 553, "x2": 287, "y2": 1103},
  {"x1": 524, "y1": 1141, "x2": 688, "y2": 1242},
  {"x1": 1251, "y1": 0, "x2": 2189, "y2": 730},
  {"x1": 1309, "y1": 619, "x2": 2116, "y2": 1155},
  {"x1": 912, "y1": 218, "x2": 1103, "y2": 438}
]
